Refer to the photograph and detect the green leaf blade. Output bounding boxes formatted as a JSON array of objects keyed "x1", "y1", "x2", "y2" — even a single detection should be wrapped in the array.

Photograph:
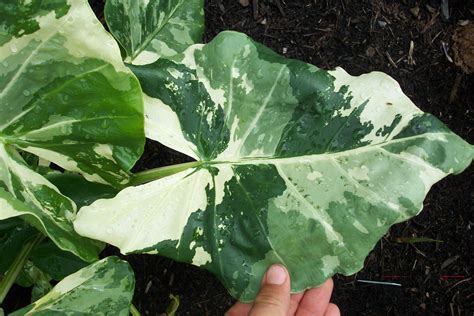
[{"x1": 75, "y1": 31, "x2": 473, "y2": 301}]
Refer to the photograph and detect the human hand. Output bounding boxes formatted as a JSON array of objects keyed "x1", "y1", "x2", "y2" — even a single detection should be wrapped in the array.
[{"x1": 226, "y1": 265, "x2": 340, "y2": 316}]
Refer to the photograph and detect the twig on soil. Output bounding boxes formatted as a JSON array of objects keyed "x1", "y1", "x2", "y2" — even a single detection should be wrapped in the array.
[
  {"x1": 340, "y1": 0, "x2": 346, "y2": 12},
  {"x1": 449, "y1": 302, "x2": 455, "y2": 316},
  {"x1": 446, "y1": 277, "x2": 471, "y2": 293},
  {"x1": 409, "y1": 243, "x2": 427, "y2": 257},
  {"x1": 422, "y1": 12, "x2": 439, "y2": 33},
  {"x1": 252, "y1": 0, "x2": 258, "y2": 20},
  {"x1": 385, "y1": 51, "x2": 398, "y2": 68},
  {"x1": 274, "y1": 0, "x2": 285, "y2": 16},
  {"x1": 145, "y1": 280, "x2": 152, "y2": 294},
  {"x1": 357, "y1": 280, "x2": 402, "y2": 287},
  {"x1": 431, "y1": 30, "x2": 443, "y2": 44},
  {"x1": 449, "y1": 73, "x2": 463, "y2": 104},
  {"x1": 408, "y1": 40, "x2": 415, "y2": 65},
  {"x1": 441, "y1": 41, "x2": 454, "y2": 63},
  {"x1": 302, "y1": 28, "x2": 332, "y2": 36},
  {"x1": 263, "y1": 33, "x2": 278, "y2": 40}
]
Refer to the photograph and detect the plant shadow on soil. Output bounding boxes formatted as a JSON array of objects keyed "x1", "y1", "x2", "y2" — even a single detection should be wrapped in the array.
[{"x1": 4, "y1": 1, "x2": 473, "y2": 315}]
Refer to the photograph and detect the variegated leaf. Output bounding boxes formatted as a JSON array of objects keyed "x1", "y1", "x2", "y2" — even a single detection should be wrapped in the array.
[
  {"x1": 10, "y1": 256, "x2": 135, "y2": 316},
  {"x1": 0, "y1": 145, "x2": 101, "y2": 262},
  {"x1": 105, "y1": 0, "x2": 204, "y2": 65},
  {"x1": 74, "y1": 32, "x2": 474, "y2": 301},
  {"x1": 0, "y1": 0, "x2": 145, "y2": 187}
]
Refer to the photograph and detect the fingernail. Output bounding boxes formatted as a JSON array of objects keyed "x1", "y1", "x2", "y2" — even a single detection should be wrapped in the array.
[{"x1": 265, "y1": 265, "x2": 287, "y2": 285}]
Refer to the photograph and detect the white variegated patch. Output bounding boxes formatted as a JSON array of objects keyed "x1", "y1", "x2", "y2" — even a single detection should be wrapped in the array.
[
  {"x1": 75, "y1": 168, "x2": 210, "y2": 253},
  {"x1": 328, "y1": 67, "x2": 421, "y2": 144},
  {"x1": 144, "y1": 93, "x2": 200, "y2": 160}
]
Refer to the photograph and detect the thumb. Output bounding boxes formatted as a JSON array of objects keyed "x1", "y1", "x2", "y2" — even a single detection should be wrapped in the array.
[{"x1": 249, "y1": 264, "x2": 291, "y2": 316}]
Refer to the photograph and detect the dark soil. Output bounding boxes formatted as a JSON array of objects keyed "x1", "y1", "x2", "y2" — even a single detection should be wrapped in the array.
[{"x1": 3, "y1": 1, "x2": 473, "y2": 315}]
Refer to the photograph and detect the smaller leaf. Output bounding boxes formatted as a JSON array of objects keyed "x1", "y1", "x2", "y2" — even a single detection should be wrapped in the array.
[
  {"x1": 15, "y1": 261, "x2": 52, "y2": 302},
  {"x1": 10, "y1": 256, "x2": 135, "y2": 316},
  {"x1": 46, "y1": 173, "x2": 118, "y2": 209}
]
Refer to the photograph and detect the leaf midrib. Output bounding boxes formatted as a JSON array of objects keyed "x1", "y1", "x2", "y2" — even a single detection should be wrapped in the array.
[
  {"x1": 202, "y1": 132, "x2": 452, "y2": 167},
  {"x1": 129, "y1": 1, "x2": 184, "y2": 61}
]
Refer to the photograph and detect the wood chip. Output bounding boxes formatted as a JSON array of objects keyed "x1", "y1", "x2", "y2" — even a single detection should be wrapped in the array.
[
  {"x1": 145, "y1": 280, "x2": 153, "y2": 294},
  {"x1": 408, "y1": 40, "x2": 415, "y2": 65},
  {"x1": 440, "y1": 255, "x2": 460, "y2": 270},
  {"x1": 442, "y1": 41, "x2": 454, "y2": 63},
  {"x1": 426, "y1": 4, "x2": 436, "y2": 14},
  {"x1": 253, "y1": 0, "x2": 258, "y2": 20},
  {"x1": 385, "y1": 51, "x2": 398, "y2": 68},
  {"x1": 239, "y1": 0, "x2": 249, "y2": 7},
  {"x1": 410, "y1": 6, "x2": 420, "y2": 18}
]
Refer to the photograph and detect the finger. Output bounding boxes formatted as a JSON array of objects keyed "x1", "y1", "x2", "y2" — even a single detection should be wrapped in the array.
[
  {"x1": 324, "y1": 303, "x2": 341, "y2": 316},
  {"x1": 289, "y1": 293, "x2": 304, "y2": 315},
  {"x1": 249, "y1": 264, "x2": 291, "y2": 316},
  {"x1": 295, "y1": 278, "x2": 334, "y2": 316},
  {"x1": 225, "y1": 302, "x2": 252, "y2": 316}
]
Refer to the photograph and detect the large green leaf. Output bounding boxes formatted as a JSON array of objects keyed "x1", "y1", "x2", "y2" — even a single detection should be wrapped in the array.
[
  {"x1": 74, "y1": 32, "x2": 474, "y2": 301},
  {"x1": 105, "y1": 0, "x2": 204, "y2": 65},
  {"x1": 10, "y1": 256, "x2": 135, "y2": 315},
  {"x1": 0, "y1": 0, "x2": 145, "y2": 187}
]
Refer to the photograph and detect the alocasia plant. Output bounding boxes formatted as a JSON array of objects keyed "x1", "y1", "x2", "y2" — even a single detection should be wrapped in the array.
[
  {"x1": 74, "y1": 32, "x2": 473, "y2": 301},
  {"x1": 0, "y1": 0, "x2": 143, "y2": 312},
  {"x1": 1, "y1": 0, "x2": 472, "y2": 312},
  {"x1": 10, "y1": 256, "x2": 135, "y2": 315},
  {"x1": 0, "y1": 0, "x2": 144, "y2": 261}
]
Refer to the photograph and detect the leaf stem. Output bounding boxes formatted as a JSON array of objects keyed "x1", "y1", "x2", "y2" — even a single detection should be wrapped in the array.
[
  {"x1": 130, "y1": 161, "x2": 202, "y2": 186},
  {"x1": 130, "y1": 304, "x2": 141, "y2": 316},
  {"x1": 0, "y1": 234, "x2": 43, "y2": 304}
]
